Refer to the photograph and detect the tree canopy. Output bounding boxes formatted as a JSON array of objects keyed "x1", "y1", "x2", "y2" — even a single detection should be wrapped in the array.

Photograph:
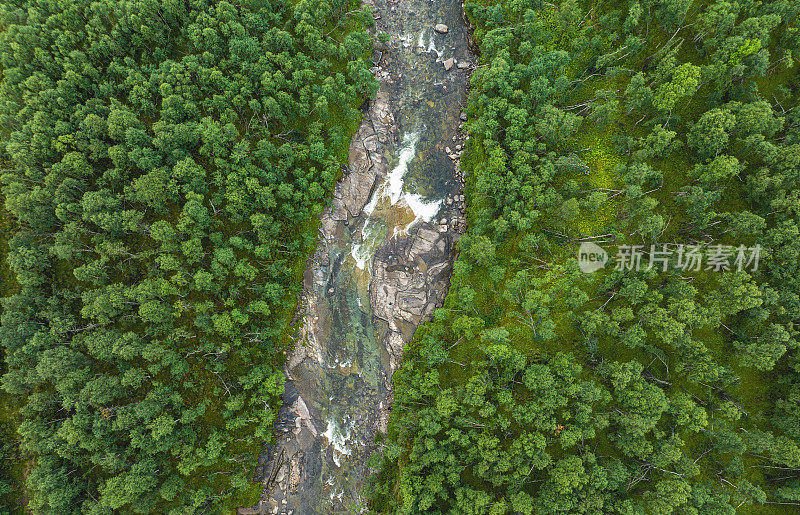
[
  {"x1": 0, "y1": 0, "x2": 376, "y2": 511},
  {"x1": 370, "y1": 0, "x2": 800, "y2": 513}
]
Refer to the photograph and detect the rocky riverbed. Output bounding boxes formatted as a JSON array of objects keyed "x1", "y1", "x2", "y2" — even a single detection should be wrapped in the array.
[{"x1": 242, "y1": 0, "x2": 474, "y2": 512}]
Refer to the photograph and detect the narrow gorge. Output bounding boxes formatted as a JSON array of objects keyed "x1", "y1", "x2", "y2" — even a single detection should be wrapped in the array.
[{"x1": 249, "y1": 0, "x2": 475, "y2": 512}]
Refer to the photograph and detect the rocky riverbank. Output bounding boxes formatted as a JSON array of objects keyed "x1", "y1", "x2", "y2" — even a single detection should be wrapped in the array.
[{"x1": 242, "y1": 0, "x2": 474, "y2": 511}]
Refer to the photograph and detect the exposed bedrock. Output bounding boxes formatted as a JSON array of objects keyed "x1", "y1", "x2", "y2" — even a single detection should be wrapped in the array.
[{"x1": 243, "y1": 0, "x2": 474, "y2": 510}]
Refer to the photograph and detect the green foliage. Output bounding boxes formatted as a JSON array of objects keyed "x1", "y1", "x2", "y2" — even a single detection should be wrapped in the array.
[
  {"x1": 371, "y1": 0, "x2": 800, "y2": 512},
  {"x1": 652, "y1": 63, "x2": 701, "y2": 112},
  {"x1": 0, "y1": 0, "x2": 376, "y2": 511}
]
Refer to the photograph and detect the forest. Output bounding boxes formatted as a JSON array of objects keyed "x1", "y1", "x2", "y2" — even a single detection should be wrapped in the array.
[
  {"x1": 0, "y1": 0, "x2": 376, "y2": 511},
  {"x1": 370, "y1": 0, "x2": 800, "y2": 513},
  {"x1": 2, "y1": 0, "x2": 800, "y2": 512}
]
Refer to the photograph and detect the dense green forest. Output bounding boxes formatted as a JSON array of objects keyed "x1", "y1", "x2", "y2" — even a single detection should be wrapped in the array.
[
  {"x1": 0, "y1": 0, "x2": 376, "y2": 511},
  {"x1": 3, "y1": 0, "x2": 800, "y2": 511},
  {"x1": 0, "y1": 205, "x2": 21, "y2": 514},
  {"x1": 371, "y1": 0, "x2": 800, "y2": 512}
]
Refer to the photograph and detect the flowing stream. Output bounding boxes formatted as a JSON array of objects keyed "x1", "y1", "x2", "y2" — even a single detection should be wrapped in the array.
[{"x1": 248, "y1": 0, "x2": 474, "y2": 512}]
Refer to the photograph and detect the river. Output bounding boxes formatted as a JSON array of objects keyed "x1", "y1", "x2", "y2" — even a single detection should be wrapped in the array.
[{"x1": 249, "y1": 0, "x2": 474, "y2": 512}]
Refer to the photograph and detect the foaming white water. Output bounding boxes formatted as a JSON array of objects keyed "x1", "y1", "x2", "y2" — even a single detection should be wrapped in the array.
[
  {"x1": 361, "y1": 131, "x2": 419, "y2": 219},
  {"x1": 350, "y1": 131, "x2": 443, "y2": 268},
  {"x1": 322, "y1": 418, "x2": 354, "y2": 468},
  {"x1": 427, "y1": 38, "x2": 443, "y2": 60},
  {"x1": 350, "y1": 241, "x2": 370, "y2": 270},
  {"x1": 325, "y1": 357, "x2": 353, "y2": 370},
  {"x1": 350, "y1": 217, "x2": 382, "y2": 271},
  {"x1": 415, "y1": 29, "x2": 443, "y2": 60},
  {"x1": 386, "y1": 132, "x2": 420, "y2": 205},
  {"x1": 399, "y1": 33, "x2": 413, "y2": 48},
  {"x1": 391, "y1": 193, "x2": 443, "y2": 238},
  {"x1": 405, "y1": 192, "x2": 443, "y2": 223}
]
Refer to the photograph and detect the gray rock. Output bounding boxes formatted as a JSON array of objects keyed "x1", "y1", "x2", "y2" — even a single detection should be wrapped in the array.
[
  {"x1": 460, "y1": 112, "x2": 467, "y2": 121},
  {"x1": 262, "y1": 5, "x2": 470, "y2": 509},
  {"x1": 275, "y1": 465, "x2": 287, "y2": 484},
  {"x1": 457, "y1": 61, "x2": 470, "y2": 69}
]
